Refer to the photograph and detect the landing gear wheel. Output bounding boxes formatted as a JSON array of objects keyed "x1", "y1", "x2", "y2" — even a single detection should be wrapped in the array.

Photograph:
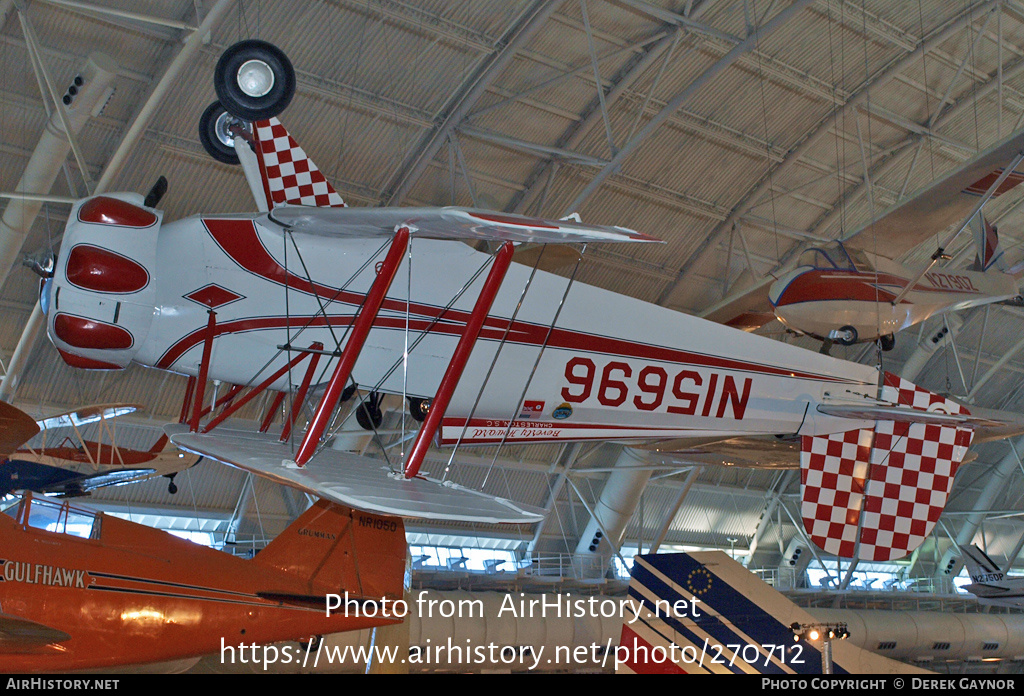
[
  {"x1": 214, "y1": 40, "x2": 295, "y2": 121},
  {"x1": 879, "y1": 333, "x2": 896, "y2": 352},
  {"x1": 836, "y1": 325, "x2": 858, "y2": 346},
  {"x1": 355, "y1": 392, "x2": 384, "y2": 431},
  {"x1": 408, "y1": 397, "x2": 430, "y2": 423},
  {"x1": 165, "y1": 474, "x2": 178, "y2": 495},
  {"x1": 298, "y1": 635, "x2": 322, "y2": 652},
  {"x1": 198, "y1": 101, "x2": 243, "y2": 165}
]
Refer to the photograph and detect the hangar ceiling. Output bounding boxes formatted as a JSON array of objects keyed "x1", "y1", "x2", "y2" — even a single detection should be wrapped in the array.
[{"x1": 4, "y1": 0, "x2": 1024, "y2": 591}]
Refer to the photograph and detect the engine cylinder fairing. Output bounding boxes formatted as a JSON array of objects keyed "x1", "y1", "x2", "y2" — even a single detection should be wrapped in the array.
[{"x1": 47, "y1": 195, "x2": 160, "y2": 369}]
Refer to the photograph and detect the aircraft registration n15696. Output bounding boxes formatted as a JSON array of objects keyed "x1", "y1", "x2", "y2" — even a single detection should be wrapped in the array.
[{"x1": 36, "y1": 40, "x2": 1024, "y2": 561}]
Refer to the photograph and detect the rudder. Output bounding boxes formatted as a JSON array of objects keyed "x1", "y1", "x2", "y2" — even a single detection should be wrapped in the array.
[
  {"x1": 251, "y1": 117, "x2": 346, "y2": 209},
  {"x1": 253, "y1": 500, "x2": 406, "y2": 601},
  {"x1": 801, "y1": 373, "x2": 973, "y2": 561}
]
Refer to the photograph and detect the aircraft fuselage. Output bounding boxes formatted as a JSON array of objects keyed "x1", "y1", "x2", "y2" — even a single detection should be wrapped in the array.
[{"x1": 46, "y1": 195, "x2": 883, "y2": 447}]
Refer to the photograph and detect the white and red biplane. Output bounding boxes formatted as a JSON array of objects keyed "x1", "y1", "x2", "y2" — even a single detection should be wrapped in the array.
[
  {"x1": 703, "y1": 131, "x2": 1024, "y2": 350},
  {"x1": 34, "y1": 41, "x2": 1024, "y2": 561}
]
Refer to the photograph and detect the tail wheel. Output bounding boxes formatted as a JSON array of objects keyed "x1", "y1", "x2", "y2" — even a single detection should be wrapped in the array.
[
  {"x1": 879, "y1": 333, "x2": 896, "y2": 352},
  {"x1": 214, "y1": 40, "x2": 295, "y2": 121},
  {"x1": 198, "y1": 101, "x2": 243, "y2": 165}
]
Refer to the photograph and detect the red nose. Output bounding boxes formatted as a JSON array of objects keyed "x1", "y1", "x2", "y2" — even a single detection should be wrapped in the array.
[
  {"x1": 65, "y1": 244, "x2": 149, "y2": 294},
  {"x1": 53, "y1": 313, "x2": 133, "y2": 350}
]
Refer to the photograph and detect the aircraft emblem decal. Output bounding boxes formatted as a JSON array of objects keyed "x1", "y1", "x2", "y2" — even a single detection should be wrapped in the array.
[{"x1": 183, "y1": 283, "x2": 245, "y2": 309}]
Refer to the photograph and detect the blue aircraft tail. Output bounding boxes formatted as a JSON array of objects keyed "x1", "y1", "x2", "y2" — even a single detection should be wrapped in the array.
[{"x1": 618, "y1": 551, "x2": 927, "y2": 674}]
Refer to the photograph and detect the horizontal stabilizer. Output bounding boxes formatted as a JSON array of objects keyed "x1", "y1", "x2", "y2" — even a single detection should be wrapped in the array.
[
  {"x1": 267, "y1": 205, "x2": 660, "y2": 244},
  {"x1": 0, "y1": 612, "x2": 71, "y2": 648},
  {"x1": 816, "y1": 403, "x2": 978, "y2": 426},
  {"x1": 821, "y1": 398, "x2": 1024, "y2": 443},
  {"x1": 166, "y1": 425, "x2": 544, "y2": 524},
  {"x1": 801, "y1": 373, "x2": 973, "y2": 561}
]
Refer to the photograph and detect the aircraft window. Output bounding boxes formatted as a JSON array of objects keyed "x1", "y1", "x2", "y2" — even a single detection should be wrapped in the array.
[
  {"x1": 21, "y1": 497, "x2": 98, "y2": 539},
  {"x1": 1, "y1": 495, "x2": 19, "y2": 518},
  {"x1": 409, "y1": 544, "x2": 518, "y2": 573},
  {"x1": 797, "y1": 243, "x2": 859, "y2": 271},
  {"x1": 844, "y1": 247, "x2": 873, "y2": 271}
]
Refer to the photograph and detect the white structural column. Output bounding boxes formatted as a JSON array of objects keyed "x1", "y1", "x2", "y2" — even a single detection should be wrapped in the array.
[
  {"x1": 932, "y1": 437, "x2": 1024, "y2": 582},
  {"x1": 572, "y1": 447, "x2": 651, "y2": 578},
  {"x1": 899, "y1": 314, "x2": 964, "y2": 382},
  {"x1": 0, "y1": 0, "x2": 234, "y2": 402},
  {"x1": 0, "y1": 51, "x2": 117, "y2": 286},
  {"x1": 0, "y1": 51, "x2": 116, "y2": 402}
]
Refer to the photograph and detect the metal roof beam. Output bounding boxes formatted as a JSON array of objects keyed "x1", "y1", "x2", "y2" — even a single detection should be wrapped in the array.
[
  {"x1": 560, "y1": 0, "x2": 817, "y2": 218},
  {"x1": 657, "y1": 0, "x2": 1001, "y2": 306},
  {"x1": 380, "y1": 0, "x2": 564, "y2": 206}
]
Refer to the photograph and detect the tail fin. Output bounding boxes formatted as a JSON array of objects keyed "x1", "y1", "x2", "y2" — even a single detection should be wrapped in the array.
[
  {"x1": 801, "y1": 373, "x2": 973, "y2": 561},
  {"x1": 959, "y1": 544, "x2": 1004, "y2": 583},
  {"x1": 249, "y1": 117, "x2": 346, "y2": 210},
  {"x1": 969, "y1": 214, "x2": 1005, "y2": 272},
  {"x1": 253, "y1": 500, "x2": 406, "y2": 600},
  {"x1": 619, "y1": 551, "x2": 926, "y2": 674}
]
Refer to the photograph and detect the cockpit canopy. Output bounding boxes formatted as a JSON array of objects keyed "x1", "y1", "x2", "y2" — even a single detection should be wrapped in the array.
[
  {"x1": 796, "y1": 241, "x2": 873, "y2": 272},
  {"x1": 2, "y1": 493, "x2": 100, "y2": 539}
]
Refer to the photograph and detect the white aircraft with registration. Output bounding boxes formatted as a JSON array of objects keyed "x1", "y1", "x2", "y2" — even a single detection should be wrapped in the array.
[
  {"x1": 959, "y1": 544, "x2": 1024, "y2": 609},
  {"x1": 32, "y1": 40, "x2": 1024, "y2": 562},
  {"x1": 702, "y1": 131, "x2": 1024, "y2": 351}
]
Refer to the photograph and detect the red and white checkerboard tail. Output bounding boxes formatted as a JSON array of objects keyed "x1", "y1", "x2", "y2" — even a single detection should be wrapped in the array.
[
  {"x1": 800, "y1": 373, "x2": 974, "y2": 562},
  {"x1": 251, "y1": 117, "x2": 346, "y2": 209}
]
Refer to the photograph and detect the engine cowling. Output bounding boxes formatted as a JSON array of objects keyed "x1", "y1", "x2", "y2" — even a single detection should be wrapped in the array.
[{"x1": 47, "y1": 194, "x2": 160, "y2": 370}]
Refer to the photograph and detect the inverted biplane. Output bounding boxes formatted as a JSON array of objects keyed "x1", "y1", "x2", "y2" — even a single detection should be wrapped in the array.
[
  {"x1": 34, "y1": 40, "x2": 1024, "y2": 561},
  {"x1": 0, "y1": 401, "x2": 199, "y2": 497},
  {"x1": 703, "y1": 131, "x2": 1024, "y2": 351},
  {"x1": 0, "y1": 492, "x2": 405, "y2": 672}
]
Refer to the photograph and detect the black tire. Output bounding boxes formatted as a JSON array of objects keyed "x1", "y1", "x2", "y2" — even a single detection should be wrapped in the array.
[
  {"x1": 879, "y1": 333, "x2": 896, "y2": 352},
  {"x1": 355, "y1": 394, "x2": 383, "y2": 431},
  {"x1": 836, "y1": 325, "x2": 858, "y2": 346},
  {"x1": 214, "y1": 40, "x2": 295, "y2": 121},
  {"x1": 198, "y1": 101, "x2": 240, "y2": 165},
  {"x1": 408, "y1": 397, "x2": 430, "y2": 422}
]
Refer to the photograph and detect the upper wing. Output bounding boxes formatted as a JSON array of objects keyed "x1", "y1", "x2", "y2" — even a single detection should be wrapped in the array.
[
  {"x1": 842, "y1": 128, "x2": 1024, "y2": 258},
  {"x1": 0, "y1": 401, "x2": 40, "y2": 458},
  {"x1": 266, "y1": 205, "x2": 661, "y2": 245},
  {"x1": 35, "y1": 403, "x2": 139, "y2": 431}
]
